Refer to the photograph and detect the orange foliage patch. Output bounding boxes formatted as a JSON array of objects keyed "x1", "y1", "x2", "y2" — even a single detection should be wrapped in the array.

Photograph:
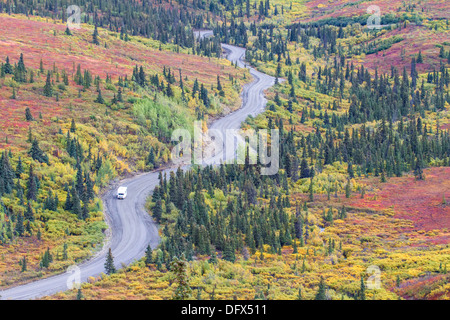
[
  {"x1": 301, "y1": 0, "x2": 450, "y2": 23},
  {"x1": 350, "y1": 167, "x2": 450, "y2": 235},
  {"x1": 394, "y1": 273, "x2": 450, "y2": 300},
  {"x1": 0, "y1": 14, "x2": 243, "y2": 149},
  {"x1": 0, "y1": 15, "x2": 236, "y2": 83},
  {"x1": 353, "y1": 25, "x2": 450, "y2": 74}
]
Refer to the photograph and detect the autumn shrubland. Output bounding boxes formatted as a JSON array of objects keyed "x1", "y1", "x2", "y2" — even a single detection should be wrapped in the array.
[
  {"x1": 55, "y1": 0, "x2": 449, "y2": 301},
  {"x1": 0, "y1": 12, "x2": 247, "y2": 287},
  {"x1": 47, "y1": 165, "x2": 449, "y2": 300},
  {"x1": 1, "y1": 0, "x2": 449, "y2": 300}
]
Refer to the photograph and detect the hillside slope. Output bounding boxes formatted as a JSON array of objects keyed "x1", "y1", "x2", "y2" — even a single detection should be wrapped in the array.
[{"x1": 0, "y1": 13, "x2": 247, "y2": 288}]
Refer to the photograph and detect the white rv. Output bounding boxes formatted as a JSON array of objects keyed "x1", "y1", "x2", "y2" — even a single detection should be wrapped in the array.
[{"x1": 117, "y1": 186, "x2": 127, "y2": 199}]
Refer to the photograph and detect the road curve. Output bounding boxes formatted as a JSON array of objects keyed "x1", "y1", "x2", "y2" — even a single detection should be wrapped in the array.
[{"x1": 0, "y1": 43, "x2": 275, "y2": 300}]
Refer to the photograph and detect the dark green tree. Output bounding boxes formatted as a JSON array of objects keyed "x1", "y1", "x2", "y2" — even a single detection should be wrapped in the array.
[
  {"x1": 40, "y1": 247, "x2": 52, "y2": 268},
  {"x1": 15, "y1": 212, "x2": 24, "y2": 236},
  {"x1": 153, "y1": 199, "x2": 163, "y2": 222},
  {"x1": 95, "y1": 89, "x2": 104, "y2": 104},
  {"x1": 25, "y1": 201, "x2": 35, "y2": 221},
  {"x1": 222, "y1": 240, "x2": 236, "y2": 263},
  {"x1": 25, "y1": 107, "x2": 34, "y2": 121},
  {"x1": 21, "y1": 256, "x2": 27, "y2": 272},
  {"x1": 170, "y1": 255, "x2": 192, "y2": 300},
  {"x1": 70, "y1": 118, "x2": 77, "y2": 132},
  {"x1": 4, "y1": 56, "x2": 13, "y2": 74},
  {"x1": 147, "y1": 147, "x2": 155, "y2": 166},
  {"x1": 145, "y1": 244, "x2": 153, "y2": 266},
  {"x1": 15, "y1": 156, "x2": 23, "y2": 177},
  {"x1": 297, "y1": 287, "x2": 303, "y2": 300},
  {"x1": 76, "y1": 288, "x2": 83, "y2": 300},
  {"x1": 308, "y1": 177, "x2": 314, "y2": 202},
  {"x1": 104, "y1": 248, "x2": 116, "y2": 274},
  {"x1": 92, "y1": 25, "x2": 100, "y2": 45},
  {"x1": 43, "y1": 71, "x2": 52, "y2": 97},
  {"x1": 314, "y1": 276, "x2": 327, "y2": 300},
  {"x1": 29, "y1": 139, "x2": 48, "y2": 164},
  {"x1": 26, "y1": 164, "x2": 38, "y2": 201},
  {"x1": 417, "y1": 51, "x2": 423, "y2": 63},
  {"x1": 359, "y1": 275, "x2": 366, "y2": 300}
]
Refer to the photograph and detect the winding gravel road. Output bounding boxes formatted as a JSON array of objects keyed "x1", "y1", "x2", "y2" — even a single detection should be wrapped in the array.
[{"x1": 0, "y1": 42, "x2": 275, "y2": 300}]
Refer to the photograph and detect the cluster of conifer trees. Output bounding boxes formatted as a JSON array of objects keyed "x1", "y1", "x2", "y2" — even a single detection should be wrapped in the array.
[
  {"x1": 0, "y1": 149, "x2": 41, "y2": 242},
  {"x1": 150, "y1": 105, "x2": 449, "y2": 263},
  {"x1": 151, "y1": 162, "x2": 321, "y2": 266},
  {"x1": 0, "y1": 34, "x2": 222, "y2": 248},
  {"x1": 3, "y1": 0, "x2": 205, "y2": 46},
  {"x1": 0, "y1": 117, "x2": 102, "y2": 244}
]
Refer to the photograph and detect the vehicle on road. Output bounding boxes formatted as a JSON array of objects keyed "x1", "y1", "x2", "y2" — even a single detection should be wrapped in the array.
[
  {"x1": 117, "y1": 186, "x2": 127, "y2": 199},
  {"x1": 0, "y1": 43, "x2": 273, "y2": 300}
]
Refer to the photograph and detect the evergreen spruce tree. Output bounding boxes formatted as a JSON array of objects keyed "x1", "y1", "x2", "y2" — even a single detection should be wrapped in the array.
[
  {"x1": 25, "y1": 201, "x2": 34, "y2": 221},
  {"x1": 308, "y1": 177, "x2": 314, "y2": 202},
  {"x1": 25, "y1": 107, "x2": 34, "y2": 121},
  {"x1": 81, "y1": 202, "x2": 90, "y2": 220},
  {"x1": 347, "y1": 162, "x2": 354, "y2": 178},
  {"x1": 76, "y1": 288, "x2": 83, "y2": 300},
  {"x1": 21, "y1": 256, "x2": 27, "y2": 272},
  {"x1": 297, "y1": 287, "x2": 303, "y2": 300},
  {"x1": 208, "y1": 247, "x2": 218, "y2": 264},
  {"x1": 26, "y1": 164, "x2": 38, "y2": 201},
  {"x1": 147, "y1": 147, "x2": 155, "y2": 166},
  {"x1": 63, "y1": 243, "x2": 68, "y2": 260},
  {"x1": 359, "y1": 275, "x2": 366, "y2": 300},
  {"x1": 381, "y1": 170, "x2": 386, "y2": 183},
  {"x1": 156, "y1": 255, "x2": 163, "y2": 271},
  {"x1": 75, "y1": 163, "x2": 84, "y2": 196},
  {"x1": 4, "y1": 56, "x2": 13, "y2": 74},
  {"x1": 417, "y1": 51, "x2": 423, "y2": 63},
  {"x1": 85, "y1": 172, "x2": 95, "y2": 201},
  {"x1": 11, "y1": 87, "x2": 16, "y2": 100},
  {"x1": 117, "y1": 87, "x2": 123, "y2": 102},
  {"x1": 314, "y1": 277, "x2": 327, "y2": 300},
  {"x1": 92, "y1": 25, "x2": 100, "y2": 45},
  {"x1": 71, "y1": 188, "x2": 82, "y2": 219},
  {"x1": 345, "y1": 180, "x2": 351, "y2": 198},
  {"x1": 104, "y1": 248, "x2": 116, "y2": 274},
  {"x1": 64, "y1": 187, "x2": 73, "y2": 211},
  {"x1": 95, "y1": 89, "x2": 104, "y2": 104},
  {"x1": 40, "y1": 247, "x2": 52, "y2": 268},
  {"x1": 145, "y1": 244, "x2": 153, "y2": 266},
  {"x1": 153, "y1": 199, "x2": 163, "y2": 222},
  {"x1": 29, "y1": 138, "x2": 48, "y2": 164},
  {"x1": 200, "y1": 84, "x2": 210, "y2": 107},
  {"x1": 70, "y1": 118, "x2": 77, "y2": 132},
  {"x1": 43, "y1": 71, "x2": 53, "y2": 97},
  {"x1": 414, "y1": 155, "x2": 425, "y2": 180},
  {"x1": 15, "y1": 212, "x2": 24, "y2": 236},
  {"x1": 170, "y1": 254, "x2": 192, "y2": 300},
  {"x1": 223, "y1": 240, "x2": 236, "y2": 263},
  {"x1": 166, "y1": 82, "x2": 173, "y2": 97}
]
